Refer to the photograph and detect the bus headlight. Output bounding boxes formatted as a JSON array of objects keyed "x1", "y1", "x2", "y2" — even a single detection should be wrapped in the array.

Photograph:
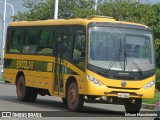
[
  {"x1": 87, "y1": 75, "x2": 103, "y2": 87},
  {"x1": 144, "y1": 80, "x2": 155, "y2": 89}
]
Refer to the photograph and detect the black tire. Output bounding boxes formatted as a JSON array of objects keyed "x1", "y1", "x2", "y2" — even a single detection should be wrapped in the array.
[
  {"x1": 67, "y1": 82, "x2": 84, "y2": 111},
  {"x1": 29, "y1": 88, "x2": 37, "y2": 102},
  {"x1": 16, "y1": 76, "x2": 37, "y2": 102},
  {"x1": 62, "y1": 97, "x2": 67, "y2": 104},
  {"x1": 154, "y1": 118, "x2": 160, "y2": 120},
  {"x1": 124, "y1": 98, "x2": 142, "y2": 114}
]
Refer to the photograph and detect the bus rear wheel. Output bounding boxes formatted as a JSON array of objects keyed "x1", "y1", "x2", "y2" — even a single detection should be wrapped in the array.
[
  {"x1": 16, "y1": 76, "x2": 37, "y2": 102},
  {"x1": 67, "y1": 82, "x2": 84, "y2": 111},
  {"x1": 29, "y1": 88, "x2": 37, "y2": 102},
  {"x1": 124, "y1": 98, "x2": 142, "y2": 113}
]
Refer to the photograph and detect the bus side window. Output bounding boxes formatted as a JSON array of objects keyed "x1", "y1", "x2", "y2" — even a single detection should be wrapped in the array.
[
  {"x1": 63, "y1": 33, "x2": 76, "y2": 60},
  {"x1": 6, "y1": 29, "x2": 12, "y2": 53},
  {"x1": 8, "y1": 30, "x2": 24, "y2": 53},
  {"x1": 72, "y1": 30, "x2": 86, "y2": 70},
  {"x1": 23, "y1": 29, "x2": 37, "y2": 54},
  {"x1": 37, "y1": 29, "x2": 53, "y2": 55},
  {"x1": 63, "y1": 35, "x2": 69, "y2": 59}
]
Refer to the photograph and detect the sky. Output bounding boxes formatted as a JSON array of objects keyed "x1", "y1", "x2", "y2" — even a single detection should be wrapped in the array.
[
  {"x1": 141, "y1": 0, "x2": 159, "y2": 3},
  {"x1": 0, "y1": 0, "x2": 27, "y2": 24}
]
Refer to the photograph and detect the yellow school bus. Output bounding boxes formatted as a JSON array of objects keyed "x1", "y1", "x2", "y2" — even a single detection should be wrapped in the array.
[{"x1": 3, "y1": 16, "x2": 156, "y2": 113}]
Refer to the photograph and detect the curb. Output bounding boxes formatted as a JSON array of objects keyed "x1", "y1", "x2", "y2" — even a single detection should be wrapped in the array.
[
  {"x1": 142, "y1": 103, "x2": 155, "y2": 110},
  {"x1": 0, "y1": 81, "x2": 4, "y2": 84}
]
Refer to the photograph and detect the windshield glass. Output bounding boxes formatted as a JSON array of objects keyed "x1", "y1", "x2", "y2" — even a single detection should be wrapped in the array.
[{"x1": 88, "y1": 27, "x2": 155, "y2": 72}]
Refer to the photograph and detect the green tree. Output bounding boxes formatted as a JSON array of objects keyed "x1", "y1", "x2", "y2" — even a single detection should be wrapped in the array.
[
  {"x1": 70, "y1": 0, "x2": 96, "y2": 18},
  {"x1": 151, "y1": 3, "x2": 160, "y2": 39},
  {"x1": 12, "y1": 0, "x2": 54, "y2": 21},
  {"x1": 98, "y1": 0, "x2": 157, "y2": 26},
  {"x1": 12, "y1": 0, "x2": 96, "y2": 21},
  {"x1": 155, "y1": 39, "x2": 160, "y2": 68}
]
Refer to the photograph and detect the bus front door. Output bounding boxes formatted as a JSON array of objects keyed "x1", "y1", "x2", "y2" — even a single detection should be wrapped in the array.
[{"x1": 54, "y1": 33, "x2": 66, "y2": 96}]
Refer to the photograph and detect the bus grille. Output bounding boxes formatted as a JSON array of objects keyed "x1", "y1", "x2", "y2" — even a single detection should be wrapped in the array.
[{"x1": 107, "y1": 86, "x2": 140, "y2": 90}]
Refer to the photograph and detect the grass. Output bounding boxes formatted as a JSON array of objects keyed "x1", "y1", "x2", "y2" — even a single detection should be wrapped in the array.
[
  {"x1": 0, "y1": 74, "x2": 4, "y2": 82},
  {"x1": 143, "y1": 90, "x2": 160, "y2": 104},
  {"x1": 0, "y1": 77, "x2": 4, "y2": 81}
]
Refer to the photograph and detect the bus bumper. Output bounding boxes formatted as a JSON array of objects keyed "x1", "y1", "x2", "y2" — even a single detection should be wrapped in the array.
[{"x1": 84, "y1": 76, "x2": 155, "y2": 99}]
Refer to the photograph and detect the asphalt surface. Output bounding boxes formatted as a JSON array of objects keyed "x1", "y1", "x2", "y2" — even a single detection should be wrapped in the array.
[{"x1": 0, "y1": 83, "x2": 155, "y2": 120}]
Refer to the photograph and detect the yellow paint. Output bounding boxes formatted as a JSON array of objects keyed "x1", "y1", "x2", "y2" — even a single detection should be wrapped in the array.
[
  {"x1": 47, "y1": 63, "x2": 53, "y2": 72},
  {"x1": 8, "y1": 18, "x2": 146, "y2": 28},
  {"x1": 5, "y1": 54, "x2": 54, "y2": 62}
]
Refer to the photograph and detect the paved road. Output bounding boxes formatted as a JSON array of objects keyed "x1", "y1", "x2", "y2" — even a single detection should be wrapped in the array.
[{"x1": 0, "y1": 83, "x2": 154, "y2": 120}]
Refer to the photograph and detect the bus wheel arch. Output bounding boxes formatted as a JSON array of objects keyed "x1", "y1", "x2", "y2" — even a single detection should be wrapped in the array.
[
  {"x1": 65, "y1": 76, "x2": 84, "y2": 111},
  {"x1": 16, "y1": 71, "x2": 25, "y2": 85},
  {"x1": 61, "y1": 77, "x2": 77, "y2": 104},
  {"x1": 16, "y1": 71, "x2": 37, "y2": 102}
]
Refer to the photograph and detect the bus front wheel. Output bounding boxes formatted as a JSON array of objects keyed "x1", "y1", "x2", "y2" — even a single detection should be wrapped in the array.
[
  {"x1": 16, "y1": 76, "x2": 37, "y2": 102},
  {"x1": 67, "y1": 82, "x2": 84, "y2": 111},
  {"x1": 124, "y1": 98, "x2": 142, "y2": 113}
]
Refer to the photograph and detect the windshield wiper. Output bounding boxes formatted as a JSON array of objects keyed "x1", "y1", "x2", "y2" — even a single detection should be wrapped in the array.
[
  {"x1": 124, "y1": 51, "x2": 143, "y2": 75},
  {"x1": 105, "y1": 48, "x2": 122, "y2": 74},
  {"x1": 105, "y1": 50, "x2": 144, "y2": 75}
]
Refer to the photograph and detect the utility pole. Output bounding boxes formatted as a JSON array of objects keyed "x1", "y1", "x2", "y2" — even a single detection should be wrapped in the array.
[
  {"x1": 0, "y1": 1, "x2": 14, "y2": 17},
  {"x1": 0, "y1": 14, "x2": 3, "y2": 76},
  {"x1": 0, "y1": 13, "x2": 4, "y2": 58},
  {"x1": 54, "y1": 0, "x2": 59, "y2": 19},
  {"x1": 1, "y1": 0, "x2": 6, "y2": 73},
  {"x1": 0, "y1": 0, "x2": 14, "y2": 74},
  {"x1": 3, "y1": 0, "x2": 6, "y2": 47},
  {"x1": 95, "y1": 0, "x2": 98, "y2": 11}
]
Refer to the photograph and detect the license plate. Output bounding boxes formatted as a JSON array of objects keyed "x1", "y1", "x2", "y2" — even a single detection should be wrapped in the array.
[{"x1": 118, "y1": 93, "x2": 130, "y2": 98}]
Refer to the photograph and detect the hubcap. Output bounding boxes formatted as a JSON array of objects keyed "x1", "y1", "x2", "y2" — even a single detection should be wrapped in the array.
[
  {"x1": 18, "y1": 81, "x2": 23, "y2": 96},
  {"x1": 69, "y1": 87, "x2": 77, "y2": 107}
]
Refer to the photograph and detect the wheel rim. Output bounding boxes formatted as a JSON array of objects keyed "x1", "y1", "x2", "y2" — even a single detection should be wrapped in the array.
[
  {"x1": 68, "y1": 86, "x2": 77, "y2": 108},
  {"x1": 17, "y1": 81, "x2": 23, "y2": 97}
]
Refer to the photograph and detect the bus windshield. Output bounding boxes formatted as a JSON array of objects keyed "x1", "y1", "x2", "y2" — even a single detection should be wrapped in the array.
[{"x1": 88, "y1": 27, "x2": 155, "y2": 72}]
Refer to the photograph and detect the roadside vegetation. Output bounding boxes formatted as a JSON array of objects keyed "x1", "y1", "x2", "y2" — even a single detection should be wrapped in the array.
[
  {"x1": 0, "y1": 78, "x2": 4, "y2": 81},
  {"x1": 143, "y1": 90, "x2": 160, "y2": 104},
  {"x1": 0, "y1": 75, "x2": 4, "y2": 81},
  {"x1": 156, "y1": 69, "x2": 160, "y2": 91}
]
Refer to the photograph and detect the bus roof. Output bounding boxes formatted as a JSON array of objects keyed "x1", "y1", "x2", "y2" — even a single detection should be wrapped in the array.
[{"x1": 8, "y1": 16, "x2": 148, "y2": 28}]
